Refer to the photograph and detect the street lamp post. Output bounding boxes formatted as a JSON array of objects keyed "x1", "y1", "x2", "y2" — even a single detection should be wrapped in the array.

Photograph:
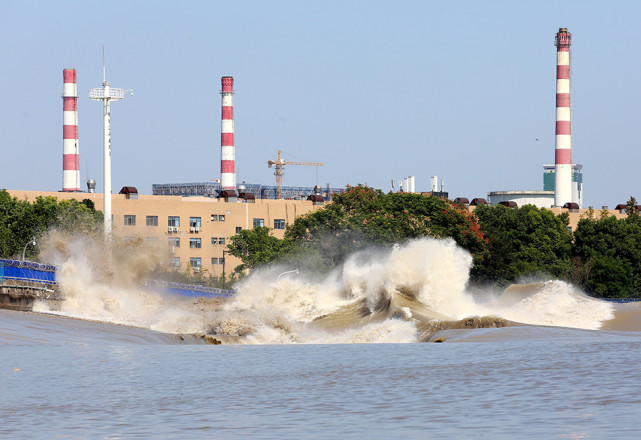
[
  {"x1": 277, "y1": 269, "x2": 299, "y2": 280},
  {"x1": 22, "y1": 238, "x2": 36, "y2": 261},
  {"x1": 89, "y1": 55, "x2": 132, "y2": 241},
  {"x1": 222, "y1": 249, "x2": 231, "y2": 289}
]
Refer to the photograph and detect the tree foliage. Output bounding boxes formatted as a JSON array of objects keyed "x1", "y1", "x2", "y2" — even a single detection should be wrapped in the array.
[
  {"x1": 228, "y1": 185, "x2": 488, "y2": 274},
  {"x1": 471, "y1": 204, "x2": 573, "y2": 286},
  {"x1": 572, "y1": 213, "x2": 641, "y2": 297},
  {"x1": 227, "y1": 226, "x2": 293, "y2": 273},
  {"x1": 0, "y1": 190, "x2": 103, "y2": 260},
  {"x1": 625, "y1": 196, "x2": 638, "y2": 217},
  {"x1": 285, "y1": 186, "x2": 488, "y2": 271}
]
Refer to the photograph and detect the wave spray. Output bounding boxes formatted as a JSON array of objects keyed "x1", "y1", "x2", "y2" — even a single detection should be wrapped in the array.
[{"x1": 35, "y1": 234, "x2": 616, "y2": 344}]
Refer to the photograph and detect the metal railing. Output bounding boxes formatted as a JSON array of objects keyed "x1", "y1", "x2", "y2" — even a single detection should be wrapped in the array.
[
  {"x1": 146, "y1": 280, "x2": 234, "y2": 297},
  {"x1": 0, "y1": 259, "x2": 57, "y2": 286}
]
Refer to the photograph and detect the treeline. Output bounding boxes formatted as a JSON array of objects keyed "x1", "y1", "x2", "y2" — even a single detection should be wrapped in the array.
[
  {"x1": 229, "y1": 185, "x2": 487, "y2": 274},
  {"x1": 0, "y1": 190, "x2": 102, "y2": 260},
  {"x1": 228, "y1": 186, "x2": 641, "y2": 298},
  {"x1": 473, "y1": 202, "x2": 641, "y2": 297},
  {"x1": 3, "y1": 187, "x2": 640, "y2": 297}
]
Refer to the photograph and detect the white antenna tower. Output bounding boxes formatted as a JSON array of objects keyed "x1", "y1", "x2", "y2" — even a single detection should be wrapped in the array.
[{"x1": 89, "y1": 47, "x2": 133, "y2": 241}]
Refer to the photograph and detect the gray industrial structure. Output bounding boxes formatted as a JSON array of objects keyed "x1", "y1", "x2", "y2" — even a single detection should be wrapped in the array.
[
  {"x1": 543, "y1": 164, "x2": 583, "y2": 208},
  {"x1": 152, "y1": 182, "x2": 344, "y2": 201}
]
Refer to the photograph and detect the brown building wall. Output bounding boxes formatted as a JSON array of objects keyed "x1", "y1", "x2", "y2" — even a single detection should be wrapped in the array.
[
  {"x1": 469, "y1": 205, "x2": 628, "y2": 231},
  {"x1": 546, "y1": 207, "x2": 627, "y2": 232},
  {"x1": 6, "y1": 190, "x2": 323, "y2": 275}
]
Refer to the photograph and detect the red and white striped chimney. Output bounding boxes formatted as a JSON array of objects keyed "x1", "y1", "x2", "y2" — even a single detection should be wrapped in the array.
[
  {"x1": 62, "y1": 69, "x2": 80, "y2": 191},
  {"x1": 554, "y1": 28, "x2": 572, "y2": 207},
  {"x1": 220, "y1": 76, "x2": 236, "y2": 191}
]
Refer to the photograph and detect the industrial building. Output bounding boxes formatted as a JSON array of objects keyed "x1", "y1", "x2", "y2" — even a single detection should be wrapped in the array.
[
  {"x1": 7, "y1": 189, "x2": 324, "y2": 276},
  {"x1": 487, "y1": 191, "x2": 554, "y2": 209},
  {"x1": 0, "y1": 72, "x2": 331, "y2": 277},
  {"x1": 543, "y1": 164, "x2": 583, "y2": 208},
  {"x1": 153, "y1": 181, "x2": 343, "y2": 201},
  {"x1": 487, "y1": 28, "x2": 583, "y2": 209}
]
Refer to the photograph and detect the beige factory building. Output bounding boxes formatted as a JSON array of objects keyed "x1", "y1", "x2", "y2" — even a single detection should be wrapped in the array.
[{"x1": 7, "y1": 190, "x2": 324, "y2": 276}]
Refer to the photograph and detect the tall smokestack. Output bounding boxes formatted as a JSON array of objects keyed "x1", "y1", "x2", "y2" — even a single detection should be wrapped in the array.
[
  {"x1": 62, "y1": 69, "x2": 80, "y2": 191},
  {"x1": 554, "y1": 28, "x2": 572, "y2": 207},
  {"x1": 220, "y1": 76, "x2": 236, "y2": 191}
]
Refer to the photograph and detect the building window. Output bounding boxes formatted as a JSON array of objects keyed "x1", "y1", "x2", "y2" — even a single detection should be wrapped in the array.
[
  {"x1": 146, "y1": 237, "x2": 159, "y2": 243},
  {"x1": 190, "y1": 257, "x2": 201, "y2": 268},
  {"x1": 169, "y1": 257, "x2": 180, "y2": 268},
  {"x1": 218, "y1": 237, "x2": 225, "y2": 245},
  {"x1": 236, "y1": 226, "x2": 242, "y2": 234},
  {"x1": 124, "y1": 215, "x2": 136, "y2": 226},
  {"x1": 190, "y1": 217, "x2": 201, "y2": 228},
  {"x1": 253, "y1": 218, "x2": 265, "y2": 228},
  {"x1": 169, "y1": 237, "x2": 180, "y2": 248},
  {"x1": 168, "y1": 216, "x2": 180, "y2": 227},
  {"x1": 211, "y1": 257, "x2": 218, "y2": 265},
  {"x1": 211, "y1": 215, "x2": 218, "y2": 221},
  {"x1": 219, "y1": 215, "x2": 225, "y2": 222},
  {"x1": 274, "y1": 219, "x2": 285, "y2": 230},
  {"x1": 190, "y1": 238, "x2": 202, "y2": 248},
  {"x1": 124, "y1": 236, "x2": 136, "y2": 242},
  {"x1": 211, "y1": 237, "x2": 217, "y2": 245},
  {"x1": 219, "y1": 257, "x2": 225, "y2": 265},
  {"x1": 146, "y1": 216, "x2": 158, "y2": 226}
]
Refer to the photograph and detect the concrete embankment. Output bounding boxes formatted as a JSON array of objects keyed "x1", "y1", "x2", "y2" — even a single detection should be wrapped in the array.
[
  {"x1": 1, "y1": 259, "x2": 59, "y2": 311},
  {"x1": 0, "y1": 281, "x2": 61, "y2": 311}
]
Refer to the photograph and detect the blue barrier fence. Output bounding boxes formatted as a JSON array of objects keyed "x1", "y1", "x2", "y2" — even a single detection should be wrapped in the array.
[
  {"x1": 145, "y1": 280, "x2": 235, "y2": 298},
  {"x1": 0, "y1": 259, "x2": 56, "y2": 285},
  {"x1": 0, "y1": 259, "x2": 234, "y2": 298}
]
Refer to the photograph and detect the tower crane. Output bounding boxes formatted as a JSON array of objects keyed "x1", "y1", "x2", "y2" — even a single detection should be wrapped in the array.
[{"x1": 267, "y1": 150, "x2": 323, "y2": 199}]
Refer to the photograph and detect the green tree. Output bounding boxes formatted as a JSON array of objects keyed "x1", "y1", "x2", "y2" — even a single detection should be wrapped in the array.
[
  {"x1": 471, "y1": 204, "x2": 572, "y2": 286},
  {"x1": 235, "y1": 186, "x2": 488, "y2": 273},
  {"x1": 625, "y1": 196, "x2": 638, "y2": 217},
  {"x1": 572, "y1": 214, "x2": 641, "y2": 297},
  {"x1": 227, "y1": 226, "x2": 293, "y2": 273},
  {"x1": 0, "y1": 190, "x2": 102, "y2": 260}
]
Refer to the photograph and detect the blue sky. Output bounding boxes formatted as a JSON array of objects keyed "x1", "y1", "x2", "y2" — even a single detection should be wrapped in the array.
[{"x1": 1, "y1": 0, "x2": 640, "y2": 208}]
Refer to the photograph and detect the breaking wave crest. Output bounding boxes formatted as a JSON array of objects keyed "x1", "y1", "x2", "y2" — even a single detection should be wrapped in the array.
[{"x1": 34, "y1": 234, "x2": 625, "y2": 344}]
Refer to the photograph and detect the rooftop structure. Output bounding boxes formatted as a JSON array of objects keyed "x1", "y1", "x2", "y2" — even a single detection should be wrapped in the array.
[
  {"x1": 152, "y1": 182, "x2": 344, "y2": 201},
  {"x1": 487, "y1": 190, "x2": 555, "y2": 209},
  {"x1": 543, "y1": 163, "x2": 583, "y2": 208}
]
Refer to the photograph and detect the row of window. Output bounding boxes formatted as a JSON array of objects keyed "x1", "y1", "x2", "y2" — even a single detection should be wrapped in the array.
[
  {"x1": 167, "y1": 237, "x2": 226, "y2": 248},
  {"x1": 251, "y1": 218, "x2": 285, "y2": 229},
  {"x1": 124, "y1": 215, "x2": 228, "y2": 227},
  {"x1": 125, "y1": 215, "x2": 285, "y2": 228},
  {"x1": 124, "y1": 215, "x2": 286, "y2": 230},
  {"x1": 250, "y1": 219, "x2": 285, "y2": 229},
  {"x1": 168, "y1": 257, "x2": 226, "y2": 268}
]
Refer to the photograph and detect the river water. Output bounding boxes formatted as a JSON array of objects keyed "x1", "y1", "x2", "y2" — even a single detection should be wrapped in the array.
[
  {"x1": 3, "y1": 314, "x2": 641, "y2": 439},
  {"x1": 2, "y1": 237, "x2": 641, "y2": 438}
]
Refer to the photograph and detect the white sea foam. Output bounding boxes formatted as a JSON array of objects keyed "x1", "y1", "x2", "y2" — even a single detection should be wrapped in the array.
[
  {"x1": 488, "y1": 280, "x2": 615, "y2": 329},
  {"x1": 35, "y1": 234, "x2": 615, "y2": 343}
]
